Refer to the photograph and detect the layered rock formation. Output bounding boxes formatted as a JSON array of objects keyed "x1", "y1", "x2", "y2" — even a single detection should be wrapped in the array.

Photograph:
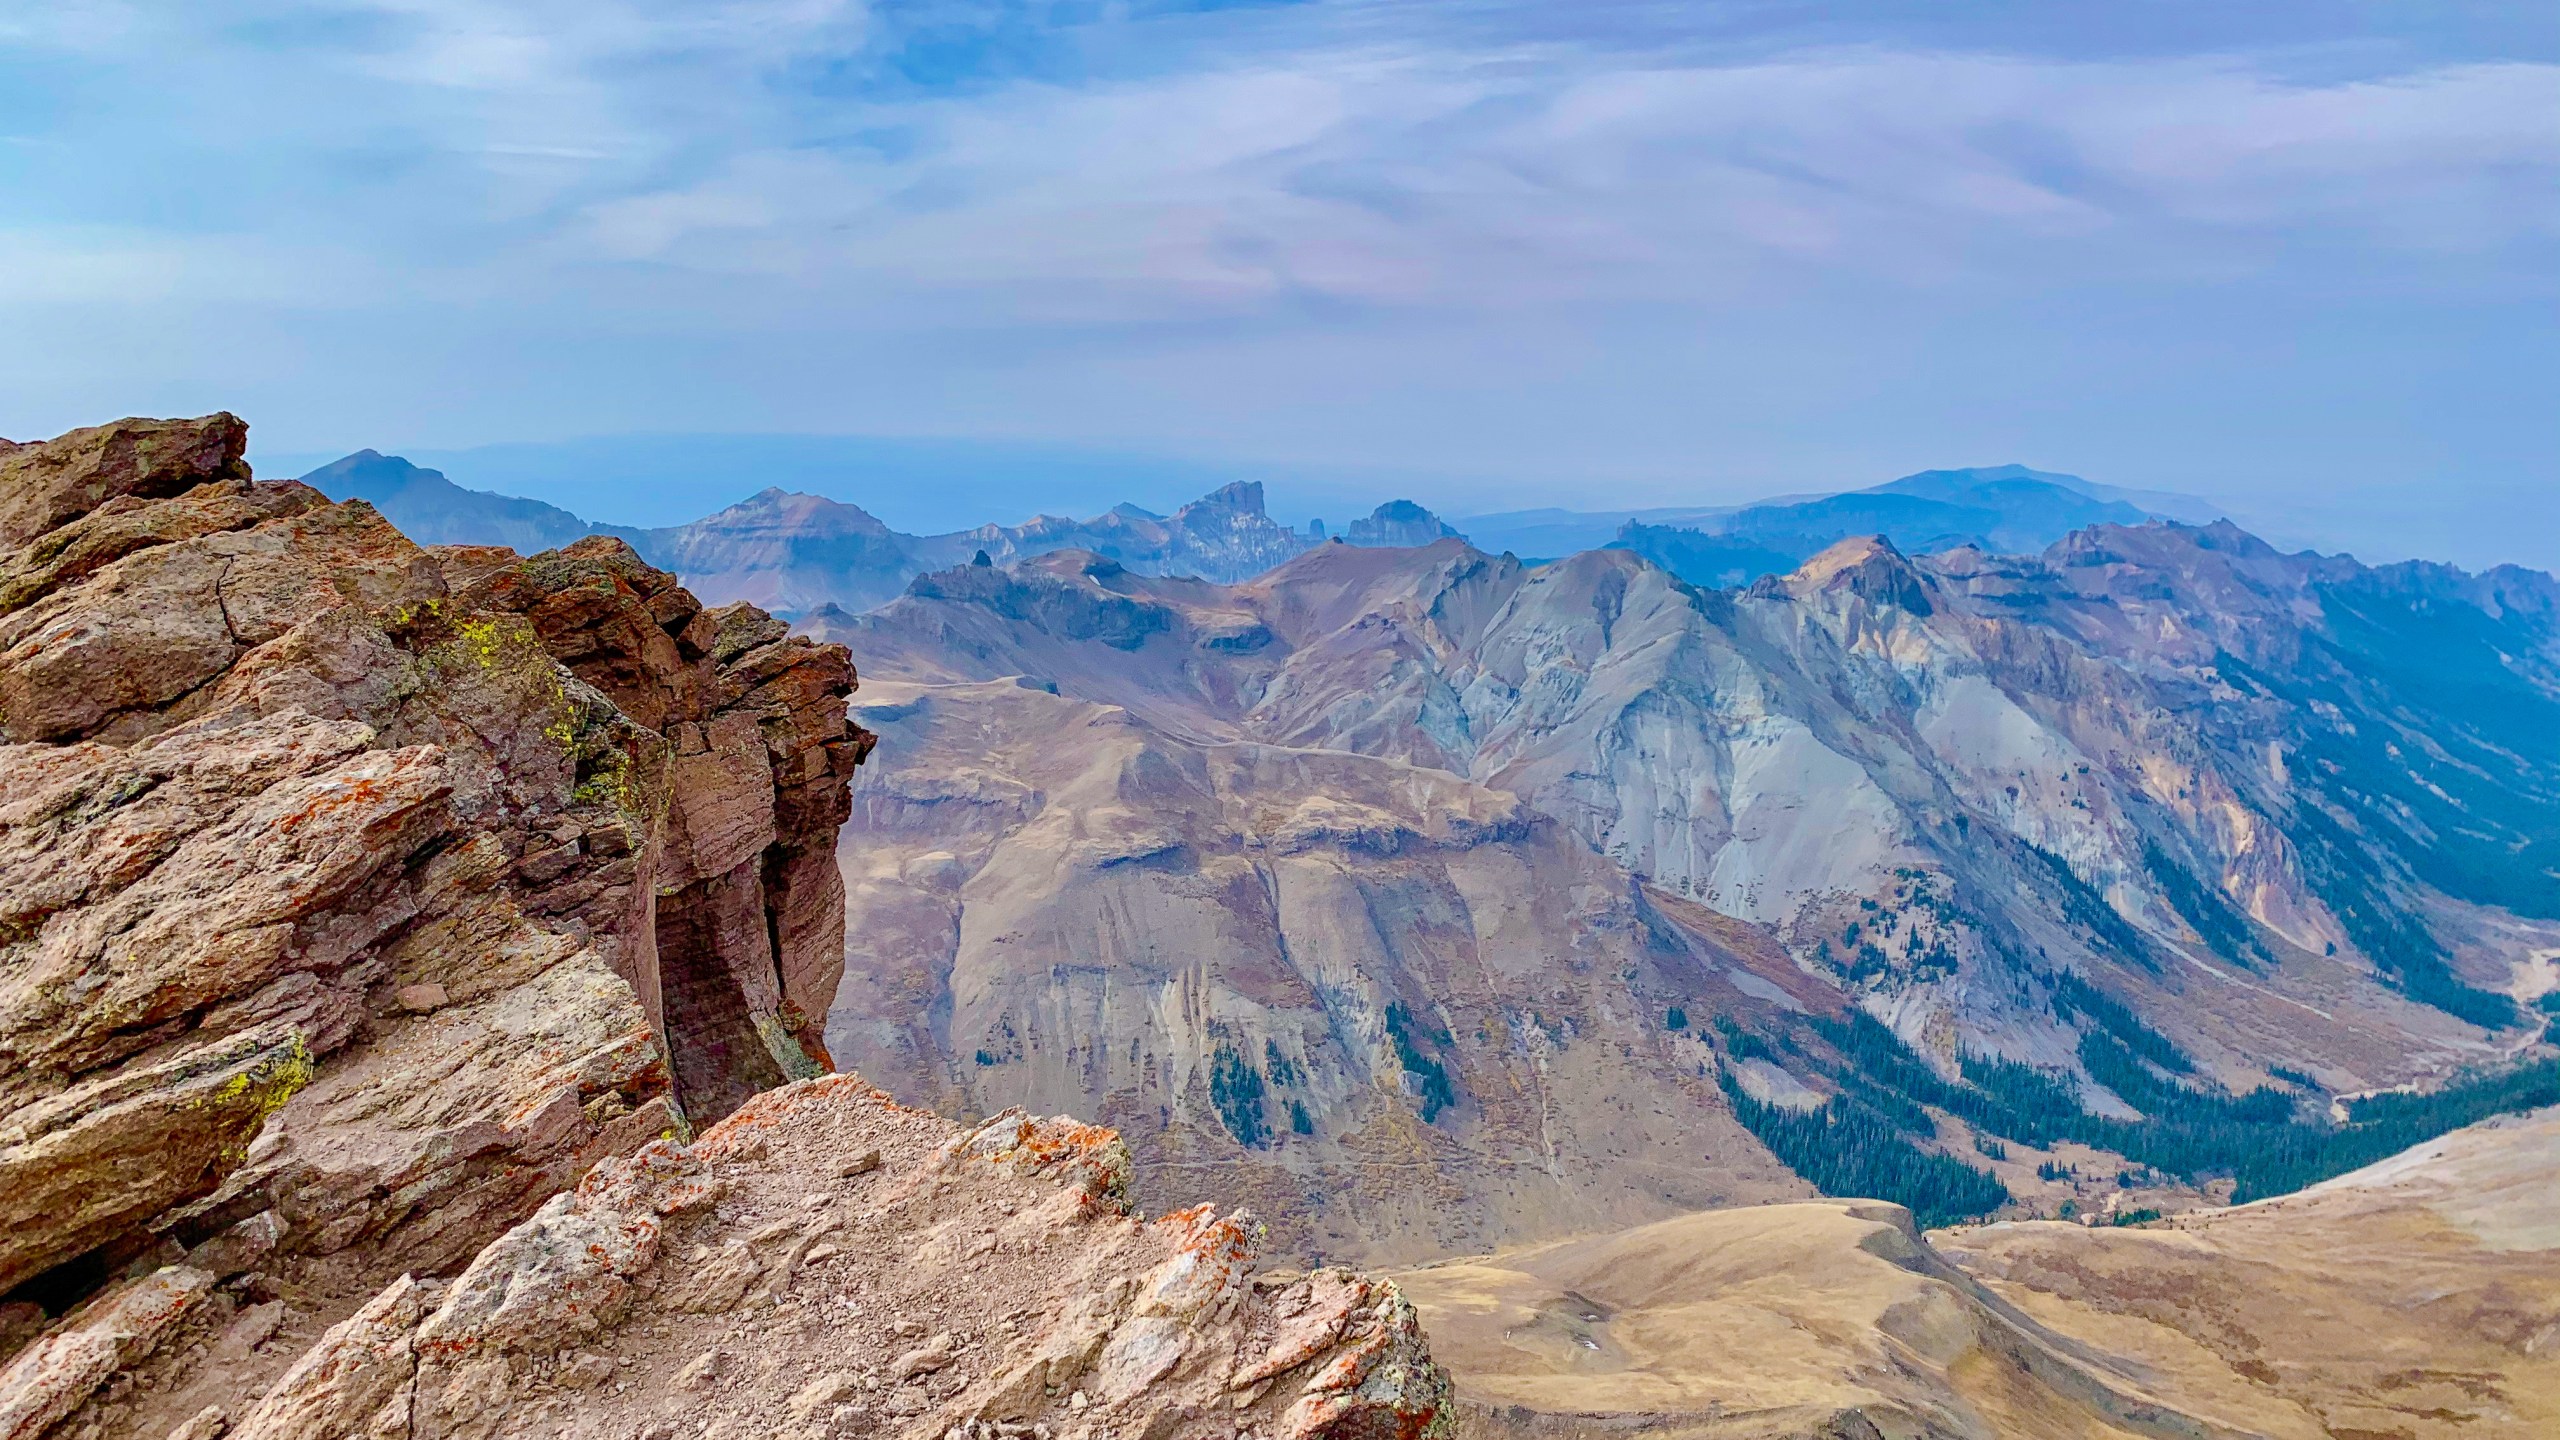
[
  {"x1": 0, "y1": 409, "x2": 864, "y2": 1407},
  {"x1": 825, "y1": 672, "x2": 1820, "y2": 1262},
  {"x1": 0, "y1": 415, "x2": 1447, "y2": 1440}
]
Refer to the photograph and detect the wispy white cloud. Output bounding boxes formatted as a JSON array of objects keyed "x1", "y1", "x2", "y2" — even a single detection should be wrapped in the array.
[
  {"x1": 7, "y1": 4, "x2": 2551, "y2": 317},
  {"x1": 534, "y1": 45, "x2": 2560, "y2": 321},
  {"x1": 1, "y1": 1, "x2": 2554, "y2": 564}
]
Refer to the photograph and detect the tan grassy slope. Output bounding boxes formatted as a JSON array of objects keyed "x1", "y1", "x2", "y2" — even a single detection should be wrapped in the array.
[
  {"x1": 1942, "y1": 1102, "x2": 2560, "y2": 1440},
  {"x1": 1397, "y1": 1104, "x2": 2560, "y2": 1440}
]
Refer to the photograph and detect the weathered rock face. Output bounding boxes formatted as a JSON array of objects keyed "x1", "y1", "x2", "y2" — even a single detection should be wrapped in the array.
[{"x1": 0, "y1": 413, "x2": 867, "y2": 1338}]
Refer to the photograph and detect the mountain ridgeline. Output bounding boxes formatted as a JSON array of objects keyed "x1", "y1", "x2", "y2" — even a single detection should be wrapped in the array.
[
  {"x1": 306, "y1": 451, "x2": 1467, "y2": 617},
  {"x1": 804, "y1": 520, "x2": 2560, "y2": 1250},
  {"x1": 305, "y1": 452, "x2": 2208, "y2": 613},
  {"x1": 301, "y1": 443, "x2": 2560, "y2": 1246},
  {"x1": 18, "y1": 415, "x2": 2560, "y2": 1440}
]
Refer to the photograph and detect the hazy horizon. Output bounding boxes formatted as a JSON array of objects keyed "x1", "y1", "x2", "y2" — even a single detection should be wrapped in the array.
[
  {"x1": 11, "y1": 1, "x2": 2558, "y2": 570},
  {"x1": 253, "y1": 428, "x2": 2554, "y2": 575}
]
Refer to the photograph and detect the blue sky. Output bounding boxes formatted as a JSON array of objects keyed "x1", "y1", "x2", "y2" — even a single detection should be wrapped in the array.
[{"x1": 3, "y1": 2, "x2": 2555, "y2": 565}]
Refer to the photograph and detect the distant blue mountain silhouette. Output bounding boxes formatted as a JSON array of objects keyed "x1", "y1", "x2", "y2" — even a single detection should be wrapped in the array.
[
  {"x1": 1458, "y1": 465, "x2": 2223, "y2": 586},
  {"x1": 299, "y1": 450, "x2": 639, "y2": 552}
]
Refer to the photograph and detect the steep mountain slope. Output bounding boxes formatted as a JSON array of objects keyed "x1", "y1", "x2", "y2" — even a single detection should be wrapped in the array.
[
  {"x1": 826, "y1": 669, "x2": 1819, "y2": 1262},
  {"x1": 809, "y1": 528, "x2": 2559, "y2": 1250},
  {"x1": 1407, "y1": 1101, "x2": 2560, "y2": 1440},
  {"x1": 832, "y1": 533, "x2": 2557, "y2": 1062}
]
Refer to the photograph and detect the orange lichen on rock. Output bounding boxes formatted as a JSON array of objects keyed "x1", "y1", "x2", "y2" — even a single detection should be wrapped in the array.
[{"x1": 938, "y1": 1107, "x2": 1140, "y2": 1213}]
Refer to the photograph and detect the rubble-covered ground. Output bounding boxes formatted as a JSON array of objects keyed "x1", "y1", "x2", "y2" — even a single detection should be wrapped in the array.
[{"x1": 6, "y1": 1075, "x2": 1447, "y2": 1440}]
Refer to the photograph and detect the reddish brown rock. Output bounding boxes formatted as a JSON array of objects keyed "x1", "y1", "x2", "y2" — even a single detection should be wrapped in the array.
[
  {"x1": 0, "y1": 413, "x2": 249, "y2": 549},
  {"x1": 0, "y1": 415, "x2": 868, "y2": 1388}
]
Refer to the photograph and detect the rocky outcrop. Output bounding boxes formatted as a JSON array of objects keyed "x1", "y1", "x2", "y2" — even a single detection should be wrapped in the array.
[
  {"x1": 0, "y1": 414, "x2": 868, "y2": 1379},
  {"x1": 0, "y1": 416, "x2": 1445, "y2": 1440},
  {"x1": 0, "y1": 415, "x2": 253, "y2": 550},
  {"x1": 202, "y1": 1076, "x2": 1446, "y2": 1440},
  {"x1": 1, "y1": 1074, "x2": 1449, "y2": 1440}
]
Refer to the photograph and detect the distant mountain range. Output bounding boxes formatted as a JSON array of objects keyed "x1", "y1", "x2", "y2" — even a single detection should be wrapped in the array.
[
  {"x1": 1462, "y1": 466, "x2": 2225, "y2": 559},
  {"x1": 287, "y1": 431, "x2": 2560, "y2": 1311},
  {"x1": 304, "y1": 451, "x2": 1457, "y2": 614},
  {"x1": 805, "y1": 519, "x2": 2560, "y2": 1256},
  {"x1": 302, "y1": 451, "x2": 2226, "y2": 616}
]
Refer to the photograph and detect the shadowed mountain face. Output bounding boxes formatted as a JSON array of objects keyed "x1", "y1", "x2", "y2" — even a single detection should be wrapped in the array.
[{"x1": 805, "y1": 524, "x2": 2560, "y2": 1258}]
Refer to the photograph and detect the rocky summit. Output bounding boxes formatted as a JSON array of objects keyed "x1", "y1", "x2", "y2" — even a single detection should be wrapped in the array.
[{"x1": 0, "y1": 416, "x2": 1447, "y2": 1440}]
